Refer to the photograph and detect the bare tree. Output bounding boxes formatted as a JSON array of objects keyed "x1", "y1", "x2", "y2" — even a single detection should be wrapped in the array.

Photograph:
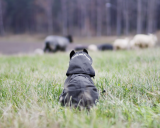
[
  {"x1": 62, "y1": 0, "x2": 68, "y2": 35},
  {"x1": 137, "y1": 0, "x2": 142, "y2": 34},
  {"x1": 46, "y1": 0, "x2": 53, "y2": 34},
  {"x1": 83, "y1": 0, "x2": 89, "y2": 36},
  {"x1": 68, "y1": 0, "x2": 74, "y2": 35},
  {"x1": 106, "y1": 0, "x2": 111, "y2": 36},
  {"x1": 78, "y1": 0, "x2": 90, "y2": 37},
  {"x1": 123, "y1": 0, "x2": 129, "y2": 35},
  {"x1": 147, "y1": 0, "x2": 156, "y2": 33},
  {"x1": 2, "y1": 0, "x2": 160, "y2": 36},
  {"x1": 96, "y1": 0, "x2": 102, "y2": 36},
  {"x1": 77, "y1": 0, "x2": 83, "y2": 36},
  {"x1": 116, "y1": 0, "x2": 122, "y2": 36},
  {"x1": 0, "y1": 0, "x2": 4, "y2": 36}
]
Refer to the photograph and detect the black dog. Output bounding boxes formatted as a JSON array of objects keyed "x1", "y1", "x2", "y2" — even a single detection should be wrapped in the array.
[{"x1": 59, "y1": 49, "x2": 99, "y2": 109}]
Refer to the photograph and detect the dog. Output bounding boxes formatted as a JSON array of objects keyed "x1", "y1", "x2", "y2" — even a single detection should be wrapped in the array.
[{"x1": 59, "y1": 49, "x2": 99, "y2": 109}]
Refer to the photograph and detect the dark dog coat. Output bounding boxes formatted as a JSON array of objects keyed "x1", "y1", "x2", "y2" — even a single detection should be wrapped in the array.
[{"x1": 59, "y1": 49, "x2": 99, "y2": 109}]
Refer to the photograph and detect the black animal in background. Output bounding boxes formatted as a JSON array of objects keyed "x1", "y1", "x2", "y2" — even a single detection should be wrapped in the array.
[
  {"x1": 59, "y1": 49, "x2": 99, "y2": 110},
  {"x1": 44, "y1": 35, "x2": 73, "y2": 52},
  {"x1": 98, "y1": 44, "x2": 113, "y2": 51},
  {"x1": 88, "y1": 43, "x2": 113, "y2": 51}
]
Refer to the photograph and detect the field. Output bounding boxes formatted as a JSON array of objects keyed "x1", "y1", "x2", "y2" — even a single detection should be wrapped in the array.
[{"x1": 0, "y1": 48, "x2": 160, "y2": 128}]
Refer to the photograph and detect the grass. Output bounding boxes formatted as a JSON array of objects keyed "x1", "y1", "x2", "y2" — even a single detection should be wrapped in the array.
[{"x1": 0, "y1": 48, "x2": 160, "y2": 128}]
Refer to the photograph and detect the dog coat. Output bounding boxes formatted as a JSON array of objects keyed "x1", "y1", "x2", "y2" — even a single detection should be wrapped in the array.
[{"x1": 59, "y1": 50, "x2": 99, "y2": 108}]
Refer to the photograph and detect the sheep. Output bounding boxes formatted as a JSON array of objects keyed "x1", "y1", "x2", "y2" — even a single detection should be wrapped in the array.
[
  {"x1": 88, "y1": 44, "x2": 113, "y2": 51},
  {"x1": 34, "y1": 48, "x2": 44, "y2": 55},
  {"x1": 88, "y1": 44, "x2": 98, "y2": 51},
  {"x1": 43, "y1": 35, "x2": 73, "y2": 52},
  {"x1": 98, "y1": 44, "x2": 113, "y2": 51},
  {"x1": 113, "y1": 38, "x2": 130, "y2": 50},
  {"x1": 131, "y1": 34, "x2": 158, "y2": 48}
]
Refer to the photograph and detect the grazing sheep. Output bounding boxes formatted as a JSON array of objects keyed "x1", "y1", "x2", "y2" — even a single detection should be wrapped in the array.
[
  {"x1": 44, "y1": 35, "x2": 73, "y2": 52},
  {"x1": 34, "y1": 48, "x2": 44, "y2": 55},
  {"x1": 88, "y1": 44, "x2": 98, "y2": 51},
  {"x1": 131, "y1": 34, "x2": 158, "y2": 48},
  {"x1": 113, "y1": 38, "x2": 130, "y2": 50},
  {"x1": 98, "y1": 44, "x2": 113, "y2": 51},
  {"x1": 88, "y1": 44, "x2": 113, "y2": 51}
]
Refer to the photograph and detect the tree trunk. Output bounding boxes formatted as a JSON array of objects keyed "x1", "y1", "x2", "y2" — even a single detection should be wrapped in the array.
[
  {"x1": 62, "y1": 0, "x2": 68, "y2": 35},
  {"x1": 80, "y1": 0, "x2": 90, "y2": 37},
  {"x1": 68, "y1": 1, "x2": 74, "y2": 35},
  {"x1": 147, "y1": 0, "x2": 156, "y2": 33},
  {"x1": 78, "y1": 0, "x2": 83, "y2": 36},
  {"x1": 46, "y1": 0, "x2": 53, "y2": 34},
  {"x1": 83, "y1": 0, "x2": 89, "y2": 36},
  {"x1": 137, "y1": 0, "x2": 142, "y2": 34},
  {"x1": 77, "y1": 0, "x2": 82, "y2": 36},
  {"x1": 96, "y1": 0, "x2": 102, "y2": 36},
  {"x1": 0, "y1": 0, "x2": 4, "y2": 36},
  {"x1": 106, "y1": 0, "x2": 111, "y2": 36},
  {"x1": 123, "y1": 0, "x2": 129, "y2": 35},
  {"x1": 116, "y1": 0, "x2": 122, "y2": 36}
]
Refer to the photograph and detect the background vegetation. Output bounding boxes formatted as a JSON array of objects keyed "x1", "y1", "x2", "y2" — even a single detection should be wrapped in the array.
[{"x1": 0, "y1": 0, "x2": 160, "y2": 36}]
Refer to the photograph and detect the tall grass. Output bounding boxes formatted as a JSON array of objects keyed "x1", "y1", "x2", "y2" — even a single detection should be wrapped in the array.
[{"x1": 0, "y1": 49, "x2": 160, "y2": 128}]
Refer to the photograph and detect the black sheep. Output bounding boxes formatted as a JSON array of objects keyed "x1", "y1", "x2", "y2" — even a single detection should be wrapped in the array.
[
  {"x1": 98, "y1": 44, "x2": 113, "y2": 50},
  {"x1": 44, "y1": 35, "x2": 73, "y2": 52}
]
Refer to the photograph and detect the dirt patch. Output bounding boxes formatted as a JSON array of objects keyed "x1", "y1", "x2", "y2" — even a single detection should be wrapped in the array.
[
  {"x1": 0, "y1": 34, "x2": 159, "y2": 55},
  {"x1": 0, "y1": 41, "x2": 44, "y2": 55},
  {"x1": 0, "y1": 41, "x2": 87, "y2": 55}
]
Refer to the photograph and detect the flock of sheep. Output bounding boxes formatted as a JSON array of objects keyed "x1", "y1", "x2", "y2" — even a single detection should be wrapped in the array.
[
  {"x1": 34, "y1": 34, "x2": 158, "y2": 54},
  {"x1": 89, "y1": 34, "x2": 158, "y2": 51}
]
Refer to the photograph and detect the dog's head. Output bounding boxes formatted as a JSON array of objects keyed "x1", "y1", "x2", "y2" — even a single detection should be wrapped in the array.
[
  {"x1": 70, "y1": 49, "x2": 92, "y2": 63},
  {"x1": 66, "y1": 49, "x2": 95, "y2": 77}
]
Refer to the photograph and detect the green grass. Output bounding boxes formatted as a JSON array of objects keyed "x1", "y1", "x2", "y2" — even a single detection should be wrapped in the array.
[{"x1": 0, "y1": 49, "x2": 160, "y2": 128}]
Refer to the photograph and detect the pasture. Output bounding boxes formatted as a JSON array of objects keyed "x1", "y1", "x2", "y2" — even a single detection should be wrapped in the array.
[{"x1": 0, "y1": 48, "x2": 160, "y2": 128}]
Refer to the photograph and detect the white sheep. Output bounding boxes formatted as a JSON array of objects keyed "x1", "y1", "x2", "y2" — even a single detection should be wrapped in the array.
[
  {"x1": 113, "y1": 38, "x2": 130, "y2": 50},
  {"x1": 88, "y1": 44, "x2": 98, "y2": 51},
  {"x1": 34, "y1": 48, "x2": 44, "y2": 55},
  {"x1": 131, "y1": 34, "x2": 158, "y2": 48}
]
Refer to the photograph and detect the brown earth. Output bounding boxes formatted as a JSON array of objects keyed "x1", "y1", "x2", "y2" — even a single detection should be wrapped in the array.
[
  {"x1": 0, "y1": 41, "x2": 89, "y2": 55},
  {"x1": 0, "y1": 34, "x2": 117, "y2": 55},
  {"x1": 0, "y1": 34, "x2": 159, "y2": 55},
  {"x1": 0, "y1": 41, "x2": 44, "y2": 55}
]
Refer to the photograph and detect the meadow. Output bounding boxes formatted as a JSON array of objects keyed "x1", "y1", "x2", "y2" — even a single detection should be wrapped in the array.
[{"x1": 0, "y1": 48, "x2": 160, "y2": 128}]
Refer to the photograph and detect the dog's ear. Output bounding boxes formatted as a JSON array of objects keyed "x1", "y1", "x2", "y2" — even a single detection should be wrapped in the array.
[
  {"x1": 83, "y1": 49, "x2": 88, "y2": 54},
  {"x1": 70, "y1": 50, "x2": 75, "y2": 59}
]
